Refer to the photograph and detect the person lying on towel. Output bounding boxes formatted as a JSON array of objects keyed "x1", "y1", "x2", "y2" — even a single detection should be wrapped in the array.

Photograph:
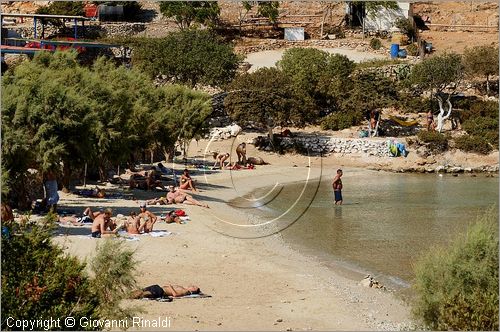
[{"x1": 131, "y1": 284, "x2": 201, "y2": 299}]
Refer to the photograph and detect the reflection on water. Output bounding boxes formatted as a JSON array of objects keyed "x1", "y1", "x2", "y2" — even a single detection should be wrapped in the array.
[{"x1": 234, "y1": 170, "x2": 499, "y2": 287}]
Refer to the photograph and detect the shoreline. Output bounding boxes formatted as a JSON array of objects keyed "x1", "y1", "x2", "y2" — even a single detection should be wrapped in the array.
[{"x1": 54, "y1": 164, "x2": 416, "y2": 331}]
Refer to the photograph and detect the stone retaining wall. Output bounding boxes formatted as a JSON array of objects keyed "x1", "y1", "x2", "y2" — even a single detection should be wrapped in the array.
[
  {"x1": 235, "y1": 38, "x2": 389, "y2": 55},
  {"x1": 9, "y1": 22, "x2": 146, "y2": 39},
  {"x1": 256, "y1": 135, "x2": 392, "y2": 157}
]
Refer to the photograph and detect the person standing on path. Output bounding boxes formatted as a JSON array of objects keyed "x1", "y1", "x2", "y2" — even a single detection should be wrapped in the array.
[{"x1": 332, "y1": 169, "x2": 343, "y2": 205}]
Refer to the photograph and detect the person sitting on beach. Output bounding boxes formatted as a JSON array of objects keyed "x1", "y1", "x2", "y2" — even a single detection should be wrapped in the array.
[
  {"x1": 137, "y1": 202, "x2": 157, "y2": 233},
  {"x1": 236, "y1": 142, "x2": 247, "y2": 164},
  {"x1": 91, "y1": 209, "x2": 118, "y2": 238},
  {"x1": 123, "y1": 211, "x2": 141, "y2": 235},
  {"x1": 166, "y1": 186, "x2": 209, "y2": 208},
  {"x1": 212, "y1": 152, "x2": 230, "y2": 169},
  {"x1": 179, "y1": 169, "x2": 197, "y2": 192},
  {"x1": 131, "y1": 284, "x2": 201, "y2": 299}
]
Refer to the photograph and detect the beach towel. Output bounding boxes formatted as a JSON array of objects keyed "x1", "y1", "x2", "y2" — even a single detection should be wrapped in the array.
[
  {"x1": 175, "y1": 209, "x2": 186, "y2": 217},
  {"x1": 141, "y1": 297, "x2": 173, "y2": 302},
  {"x1": 172, "y1": 293, "x2": 211, "y2": 299},
  {"x1": 147, "y1": 231, "x2": 172, "y2": 237}
]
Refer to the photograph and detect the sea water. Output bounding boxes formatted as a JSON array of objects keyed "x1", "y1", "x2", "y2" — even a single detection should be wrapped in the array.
[{"x1": 230, "y1": 170, "x2": 499, "y2": 289}]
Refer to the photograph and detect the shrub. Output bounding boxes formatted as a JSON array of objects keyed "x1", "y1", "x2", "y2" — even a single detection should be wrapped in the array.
[
  {"x1": 461, "y1": 100, "x2": 499, "y2": 122},
  {"x1": 398, "y1": 93, "x2": 436, "y2": 114},
  {"x1": 454, "y1": 135, "x2": 493, "y2": 155},
  {"x1": 370, "y1": 38, "x2": 382, "y2": 50},
  {"x1": 406, "y1": 43, "x2": 419, "y2": 56},
  {"x1": 461, "y1": 115, "x2": 499, "y2": 150},
  {"x1": 1, "y1": 217, "x2": 98, "y2": 329},
  {"x1": 1, "y1": 217, "x2": 138, "y2": 330},
  {"x1": 413, "y1": 209, "x2": 499, "y2": 331},
  {"x1": 417, "y1": 130, "x2": 448, "y2": 153},
  {"x1": 321, "y1": 111, "x2": 363, "y2": 131}
]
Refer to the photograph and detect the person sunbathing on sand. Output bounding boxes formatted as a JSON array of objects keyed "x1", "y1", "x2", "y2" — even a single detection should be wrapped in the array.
[
  {"x1": 58, "y1": 207, "x2": 103, "y2": 226},
  {"x1": 131, "y1": 284, "x2": 201, "y2": 299},
  {"x1": 165, "y1": 210, "x2": 182, "y2": 224},
  {"x1": 166, "y1": 186, "x2": 209, "y2": 208}
]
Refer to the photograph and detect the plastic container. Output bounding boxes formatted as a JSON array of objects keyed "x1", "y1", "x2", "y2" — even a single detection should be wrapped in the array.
[
  {"x1": 398, "y1": 49, "x2": 407, "y2": 58},
  {"x1": 390, "y1": 44, "x2": 400, "y2": 59}
]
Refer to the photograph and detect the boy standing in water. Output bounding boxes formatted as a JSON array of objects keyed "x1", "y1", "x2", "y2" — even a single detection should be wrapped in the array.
[{"x1": 332, "y1": 169, "x2": 343, "y2": 205}]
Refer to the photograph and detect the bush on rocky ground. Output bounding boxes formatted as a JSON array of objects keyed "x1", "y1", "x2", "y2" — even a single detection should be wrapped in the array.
[
  {"x1": 321, "y1": 111, "x2": 363, "y2": 131},
  {"x1": 417, "y1": 130, "x2": 449, "y2": 153},
  {"x1": 370, "y1": 38, "x2": 382, "y2": 50},
  {"x1": 454, "y1": 135, "x2": 493, "y2": 155},
  {"x1": 406, "y1": 43, "x2": 419, "y2": 56}
]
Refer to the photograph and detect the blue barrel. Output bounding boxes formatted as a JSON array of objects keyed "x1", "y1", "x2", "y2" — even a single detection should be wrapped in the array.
[
  {"x1": 398, "y1": 49, "x2": 407, "y2": 58},
  {"x1": 390, "y1": 44, "x2": 400, "y2": 59}
]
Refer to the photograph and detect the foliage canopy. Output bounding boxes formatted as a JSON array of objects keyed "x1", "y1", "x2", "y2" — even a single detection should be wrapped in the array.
[{"x1": 128, "y1": 30, "x2": 240, "y2": 87}]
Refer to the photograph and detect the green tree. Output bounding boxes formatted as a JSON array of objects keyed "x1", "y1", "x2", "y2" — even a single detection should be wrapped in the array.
[
  {"x1": 159, "y1": 1, "x2": 221, "y2": 29},
  {"x1": 35, "y1": 1, "x2": 85, "y2": 38},
  {"x1": 278, "y1": 47, "x2": 355, "y2": 109},
  {"x1": 224, "y1": 67, "x2": 315, "y2": 146},
  {"x1": 36, "y1": 1, "x2": 84, "y2": 16},
  {"x1": 155, "y1": 85, "x2": 212, "y2": 159},
  {"x1": 413, "y1": 209, "x2": 499, "y2": 330},
  {"x1": 320, "y1": 70, "x2": 398, "y2": 131},
  {"x1": 129, "y1": 30, "x2": 240, "y2": 87},
  {"x1": 2, "y1": 51, "x2": 213, "y2": 198},
  {"x1": 1, "y1": 51, "x2": 96, "y2": 192},
  {"x1": 463, "y1": 45, "x2": 499, "y2": 95},
  {"x1": 408, "y1": 52, "x2": 464, "y2": 132}
]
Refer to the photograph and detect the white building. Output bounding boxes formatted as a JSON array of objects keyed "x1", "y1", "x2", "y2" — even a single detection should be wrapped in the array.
[{"x1": 346, "y1": 2, "x2": 413, "y2": 32}]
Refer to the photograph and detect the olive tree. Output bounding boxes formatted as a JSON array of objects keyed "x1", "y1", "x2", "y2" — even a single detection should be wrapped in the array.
[
  {"x1": 409, "y1": 52, "x2": 464, "y2": 132},
  {"x1": 278, "y1": 47, "x2": 355, "y2": 110},
  {"x1": 463, "y1": 45, "x2": 499, "y2": 96},
  {"x1": 159, "y1": 1, "x2": 221, "y2": 29},
  {"x1": 129, "y1": 30, "x2": 241, "y2": 88},
  {"x1": 224, "y1": 67, "x2": 316, "y2": 146}
]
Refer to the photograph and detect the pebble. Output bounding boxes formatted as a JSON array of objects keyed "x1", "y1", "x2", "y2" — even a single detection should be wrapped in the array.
[{"x1": 276, "y1": 318, "x2": 283, "y2": 322}]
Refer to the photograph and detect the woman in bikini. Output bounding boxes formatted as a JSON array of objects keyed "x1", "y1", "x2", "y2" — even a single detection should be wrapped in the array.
[{"x1": 179, "y1": 169, "x2": 197, "y2": 192}]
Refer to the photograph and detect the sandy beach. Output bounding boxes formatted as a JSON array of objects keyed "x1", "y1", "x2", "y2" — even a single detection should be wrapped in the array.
[{"x1": 50, "y1": 133, "x2": 426, "y2": 331}]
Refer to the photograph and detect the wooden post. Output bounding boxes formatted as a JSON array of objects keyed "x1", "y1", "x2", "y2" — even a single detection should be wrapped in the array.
[{"x1": 83, "y1": 163, "x2": 87, "y2": 188}]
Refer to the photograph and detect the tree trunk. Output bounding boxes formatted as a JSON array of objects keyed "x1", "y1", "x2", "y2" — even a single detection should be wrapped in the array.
[
  {"x1": 320, "y1": 7, "x2": 327, "y2": 39},
  {"x1": 61, "y1": 161, "x2": 72, "y2": 193},
  {"x1": 486, "y1": 74, "x2": 490, "y2": 96},
  {"x1": 436, "y1": 97, "x2": 453, "y2": 133},
  {"x1": 267, "y1": 126, "x2": 276, "y2": 151}
]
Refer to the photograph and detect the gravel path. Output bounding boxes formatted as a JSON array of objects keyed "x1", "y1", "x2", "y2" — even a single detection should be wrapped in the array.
[{"x1": 245, "y1": 48, "x2": 387, "y2": 72}]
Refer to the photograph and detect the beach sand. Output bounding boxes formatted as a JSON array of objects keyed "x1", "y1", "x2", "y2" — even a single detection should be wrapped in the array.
[{"x1": 52, "y1": 133, "x2": 421, "y2": 331}]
